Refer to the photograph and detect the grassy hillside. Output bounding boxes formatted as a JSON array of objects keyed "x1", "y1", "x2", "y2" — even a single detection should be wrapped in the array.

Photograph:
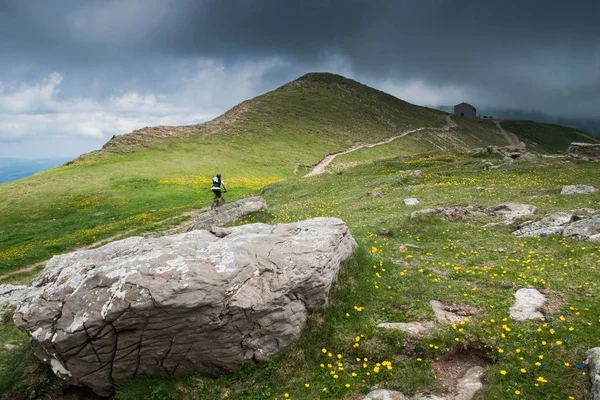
[
  {"x1": 501, "y1": 120, "x2": 599, "y2": 153},
  {"x1": 1, "y1": 72, "x2": 600, "y2": 399}
]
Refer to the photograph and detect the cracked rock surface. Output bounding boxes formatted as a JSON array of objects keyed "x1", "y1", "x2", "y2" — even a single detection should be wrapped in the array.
[
  {"x1": 13, "y1": 217, "x2": 356, "y2": 395},
  {"x1": 586, "y1": 348, "x2": 600, "y2": 400},
  {"x1": 191, "y1": 196, "x2": 267, "y2": 230}
]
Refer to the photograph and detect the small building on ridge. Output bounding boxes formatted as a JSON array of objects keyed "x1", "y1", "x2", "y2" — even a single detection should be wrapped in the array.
[{"x1": 453, "y1": 103, "x2": 476, "y2": 118}]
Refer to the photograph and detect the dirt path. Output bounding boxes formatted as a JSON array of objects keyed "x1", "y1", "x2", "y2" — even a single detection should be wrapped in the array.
[
  {"x1": 0, "y1": 207, "x2": 210, "y2": 282},
  {"x1": 493, "y1": 120, "x2": 520, "y2": 145},
  {"x1": 304, "y1": 115, "x2": 456, "y2": 177}
]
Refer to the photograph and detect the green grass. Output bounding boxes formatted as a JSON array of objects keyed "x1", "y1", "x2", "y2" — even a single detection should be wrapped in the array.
[
  {"x1": 1, "y1": 72, "x2": 599, "y2": 399},
  {"x1": 500, "y1": 120, "x2": 599, "y2": 153}
]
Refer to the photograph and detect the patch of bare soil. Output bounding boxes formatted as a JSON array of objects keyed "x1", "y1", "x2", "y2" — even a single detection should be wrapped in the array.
[{"x1": 432, "y1": 346, "x2": 489, "y2": 396}]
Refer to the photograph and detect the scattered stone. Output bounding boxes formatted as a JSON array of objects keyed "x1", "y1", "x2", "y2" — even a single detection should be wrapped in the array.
[
  {"x1": 14, "y1": 217, "x2": 356, "y2": 395},
  {"x1": 561, "y1": 185, "x2": 596, "y2": 195},
  {"x1": 512, "y1": 212, "x2": 576, "y2": 237},
  {"x1": 363, "y1": 390, "x2": 409, "y2": 400},
  {"x1": 567, "y1": 142, "x2": 600, "y2": 160},
  {"x1": 518, "y1": 152, "x2": 539, "y2": 160},
  {"x1": 405, "y1": 185, "x2": 418, "y2": 191},
  {"x1": 404, "y1": 198, "x2": 420, "y2": 206},
  {"x1": 377, "y1": 322, "x2": 435, "y2": 337},
  {"x1": 454, "y1": 366, "x2": 484, "y2": 400},
  {"x1": 368, "y1": 190, "x2": 384, "y2": 197},
  {"x1": 3, "y1": 343, "x2": 18, "y2": 350},
  {"x1": 509, "y1": 288, "x2": 547, "y2": 321},
  {"x1": 485, "y1": 203, "x2": 537, "y2": 220},
  {"x1": 562, "y1": 216, "x2": 600, "y2": 239},
  {"x1": 394, "y1": 244, "x2": 421, "y2": 252},
  {"x1": 190, "y1": 196, "x2": 268, "y2": 230},
  {"x1": 430, "y1": 301, "x2": 475, "y2": 325},
  {"x1": 586, "y1": 348, "x2": 600, "y2": 400},
  {"x1": 411, "y1": 207, "x2": 471, "y2": 222},
  {"x1": 399, "y1": 170, "x2": 423, "y2": 178}
]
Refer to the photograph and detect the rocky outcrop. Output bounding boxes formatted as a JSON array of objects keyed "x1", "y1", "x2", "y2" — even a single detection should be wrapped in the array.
[
  {"x1": 13, "y1": 218, "x2": 356, "y2": 395},
  {"x1": 512, "y1": 212, "x2": 600, "y2": 240},
  {"x1": 586, "y1": 348, "x2": 600, "y2": 400},
  {"x1": 484, "y1": 203, "x2": 537, "y2": 221},
  {"x1": 567, "y1": 142, "x2": 600, "y2": 160},
  {"x1": 509, "y1": 288, "x2": 546, "y2": 321},
  {"x1": 190, "y1": 196, "x2": 267, "y2": 230},
  {"x1": 561, "y1": 185, "x2": 596, "y2": 195}
]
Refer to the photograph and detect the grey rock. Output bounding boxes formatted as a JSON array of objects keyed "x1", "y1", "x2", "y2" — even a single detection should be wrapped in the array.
[
  {"x1": 512, "y1": 212, "x2": 575, "y2": 237},
  {"x1": 368, "y1": 190, "x2": 384, "y2": 197},
  {"x1": 4, "y1": 343, "x2": 18, "y2": 350},
  {"x1": 586, "y1": 348, "x2": 600, "y2": 400},
  {"x1": 561, "y1": 185, "x2": 596, "y2": 195},
  {"x1": 411, "y1": 207, "x2": 471, "y2": 222},
  {"x1": 190, "y1": 196, "x2": 267, "y2": 230},
  {"x1": 484, "y1": 203, "x2": 537, "y2": 221},
  {"x1": 404, "y1": 185, "x2": 418, "y2": 191},
  {"x1": 429, "y1": 301, "x2": 474, "y2": 325},
  {"x1": 562, "y1": 216, "x2": 600, "y2": 239},
  {"x1": 455, "y1": 366, "x2": 484, "y2": 400},
  {"x1": 404, "y1": 198, "x2": 420, "y2": 206},
  {"x1": 377, "y1": 321, "x2": 435, "y2": 337},
  {"x1": 510, "y1": 288, "x2": 546, "y2": 321},
  {"x1": 590, "y1": 234, "x2": 600, "y2": 243},
  {"x1": 518, "y1": 152, "x2": 539, "y2": 160},
  {"x1": 14, "y1": 218, "x2": 356, "y2": 395},
  {"x1": 0, "y1": 284, "x2": 41, "y2": 324},
  {"x1": 363, "y1": 390, "x2": 409, "y2": 400},
  {"x1": 567, "y1": 142, "x2": 600, "y2": 160}
]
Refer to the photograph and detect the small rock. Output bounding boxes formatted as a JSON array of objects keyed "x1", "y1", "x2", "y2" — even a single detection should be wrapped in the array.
[
  {"x1": 484, "y1": 203, "x2": 537, "y2": 221},
  {"x1": 394, "y1": 244, "x2": 421, "y2": 252},
  {"x1": 362, "y1": 390, "x2": 408, "y2": 400},
  {"x1": 455, "y1": 366, "x2": 484, "y2": 400},
  {"x1": 510, "y1": 288, "x2": 547, "y2": 321},
  {"x1": 585, "y1": 348, "x2": 600, "y2": 400},
  {"x1": 404, "y1": 198, "x2": 420, "y2": 206},
  {"x1": 518, "y1": 152, "x2": 539, "y2": 160},
  {"x1": 404, "y1": 185, "x2": 418, "y2": 191},
  {"x1": 430, "y1": 300, "x2": 473, "y2": 325},
  {"x1": 590, "y1": 234, "x2": 600, "y2": 243},
  {"x1": 377, "y1": 322, "x2": 435, "y2": 337},
  {"x1": 367, "y1": 190, "x2": 384, "y2": 197},
  {"x1": 561, "y1": 185, "x2": 596, "y2": 195},
  {"x1": 3, "y1": 344, "x2": 18, "y2": 350}
]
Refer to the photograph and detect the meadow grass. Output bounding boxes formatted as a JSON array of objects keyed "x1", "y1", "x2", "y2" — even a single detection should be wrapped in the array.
[{"x1": 19, "y1": 156, "x2": 589, "y2": 400}]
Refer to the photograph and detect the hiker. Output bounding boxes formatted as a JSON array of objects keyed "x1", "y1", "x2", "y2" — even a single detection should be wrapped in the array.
[{"x1": 211, "y1": 173, "x2": 227, "y2": 207}]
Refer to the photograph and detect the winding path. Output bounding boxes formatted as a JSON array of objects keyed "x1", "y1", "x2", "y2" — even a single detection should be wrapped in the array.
[
  {"x1": 304, "y1": 115, "x2": 457, "y2": 177},
  {"x1": 493, "y1": 120, "x2": 520, "y2": 146}
]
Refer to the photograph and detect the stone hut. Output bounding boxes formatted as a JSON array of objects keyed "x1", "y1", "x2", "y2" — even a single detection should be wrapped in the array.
[{"x1": 453, "y1": 102, "x2": 476, "y2": 118}]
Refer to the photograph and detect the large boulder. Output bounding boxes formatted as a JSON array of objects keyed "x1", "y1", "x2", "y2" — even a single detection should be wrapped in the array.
[
  {"x1": 562, "y1": 216, "x2": 600, "y2": 239},
  {"x1": 14, "y1": 217, "x2": 356, "y2": 395},
  {"x1": 567, "y1": 142, "x2": 600, "y2": 160}
]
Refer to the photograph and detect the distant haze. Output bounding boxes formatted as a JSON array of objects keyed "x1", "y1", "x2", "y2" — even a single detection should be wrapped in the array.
[
  {"x1": 0, "y1": 158, "x2": 70, "y2": 183},
  {"x1": 1, "y1": 0, "x2": 598, "y2": 158}
]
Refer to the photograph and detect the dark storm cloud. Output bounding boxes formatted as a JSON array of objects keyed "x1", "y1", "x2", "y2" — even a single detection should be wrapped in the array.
[{"x1": 1, "y1": 0, "x2": 599, "y2": 157}]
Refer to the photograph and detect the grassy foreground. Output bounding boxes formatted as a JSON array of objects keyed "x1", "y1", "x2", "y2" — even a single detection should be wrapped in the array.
[{"x1": 2, "y1": 154, "x2": 599, "y2": 400}]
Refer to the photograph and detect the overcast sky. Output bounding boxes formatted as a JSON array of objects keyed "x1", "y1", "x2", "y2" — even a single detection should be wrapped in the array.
[{"x1": 1, "y1": 0, "x2": 598, "y2": 158}]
